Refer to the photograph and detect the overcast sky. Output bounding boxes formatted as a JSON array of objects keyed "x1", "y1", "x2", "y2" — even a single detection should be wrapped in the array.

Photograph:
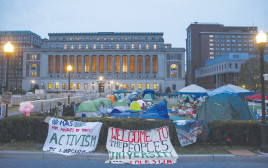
[{"x1": 0, "y1": 0, "x2": 267, "y2": 47}]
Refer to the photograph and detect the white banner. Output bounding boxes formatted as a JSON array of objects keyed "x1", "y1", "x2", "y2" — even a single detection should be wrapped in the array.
[
  {"x1": 43, "y1": 118, "x2": 102, "y2": 156},
  {"x1": 105, "y1": 126, "x2": 178, "y2": 164}
]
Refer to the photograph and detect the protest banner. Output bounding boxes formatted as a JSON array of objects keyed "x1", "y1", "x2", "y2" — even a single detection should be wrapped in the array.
[
  {"x1": 43, "y1": 118, "x2": 102, "y2": 156},
  {"x1": 174, "y1": 120, "x2": 208, "y2": 146},
  {"x1": 105, "y1": 126, "x2": 178, "y2": 164}
]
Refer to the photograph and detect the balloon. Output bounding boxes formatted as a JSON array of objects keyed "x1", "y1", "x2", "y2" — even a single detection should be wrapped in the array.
[
  {"x1": 25, "y1": 108, "x2": 31, "y2": 113},
  {"x1": 25, "y1": 111, "x2": 30, "y2": 117},
  {"x1": 19, "y1": 108, "x2": 25, "y2": 114},
  {"x1": 30, "y1": 105, "x2": 34, "y2": 111}
]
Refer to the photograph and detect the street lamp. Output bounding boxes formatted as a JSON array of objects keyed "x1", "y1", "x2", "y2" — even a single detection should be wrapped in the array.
[
  {"x1": 99, "y1": 76, "x2": 103, "y2": 82},
  {"x1": 3, "y1": 42, "x2": 14, "y2": 118},
  {"x1": 31, "y1": 80, "x2": 35, "y2": 89},
  {"x1": 111, "y1": 80, "x2": 114, "y2": 92},
  {"x1": 256, "y1": 30, "x2": 268, "y2": 153},
  {"x1": 67, "y1": 65, "x2": 72, "y2": 104}
]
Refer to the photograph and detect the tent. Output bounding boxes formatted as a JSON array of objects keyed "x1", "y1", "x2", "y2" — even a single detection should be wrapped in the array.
[
  {"x1": 130, "y1": 101, "x2": 142, "y2": 111},
  {"x1": 114, "y1": 90, "x2": 126, "y2": 93},
  {"x1": 105, "y1": 94, "x2": 116, "y2": 105},
  {"x1": 245, "y1": 94, "x2": 268, "y2": 100},
  {"x1": 76, "y1": 100, "x2": 98, "y2": 117},
  {"x1": 178, "y1": 84, "x2": 208, "y2": 96},
  {"x1": 143, "y1": 94, "x2": 153, "y2": 102},
  {"x1": 197, "y1": 93, "x2": 256, "y2": 122},
  {"x1": 132, "y1": 91, "x2": 140, "y2": 95},
  {"x1": 137, "y1": 100, "x2": 146, "y2": 107},
  {"x1": 139, "y1": 100, "x2": 169, "y2": 120},
  {"x1": 109, "y1": 110, "x2": 139, "y2": 119},
  {"x1": 114, "y1": 99, "x2": 130, "y2": 111},
  {"x1": 142, "y1": 89, "x2": 155, "y2": 98},
  {"x1": 127, "y1": 94, "x2": 138, "y2": 101},
  {"x1": 207, "y1": 84, "x2": 255, "y2": 97},
  {"x1": 180, "y1": 95, "x2": 193, "y2": 102}
]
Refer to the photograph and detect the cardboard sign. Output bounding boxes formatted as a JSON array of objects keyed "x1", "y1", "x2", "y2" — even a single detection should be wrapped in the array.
[
  {"x1": 1, "y1": 103, "x2": 6, "y2": 117},
  {"x1": 105, "y1": 126, "x2": 178, "y2": 164},
  {"x1": 43, "y1": 118, "x2": 102, "y2": 156}
]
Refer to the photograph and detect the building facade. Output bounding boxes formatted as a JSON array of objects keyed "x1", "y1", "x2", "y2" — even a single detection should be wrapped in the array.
[
  {"x1": 195, "y1": 52, "x2": 268, "y2": 89},
  {"x1": 0, "y1": 31, "x2": 42, "y2": 91},
  {"x1": 22, "y1": 32, "x2": 185, "y2": 92},
  {"x1": 186, "y1": 22, "x2": 258, "y2": 85}
]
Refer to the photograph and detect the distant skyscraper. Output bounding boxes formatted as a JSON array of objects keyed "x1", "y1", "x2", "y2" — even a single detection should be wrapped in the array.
[
  {"x1": 0, "y1": 31, "x2": 42, "y2": 91},
  {"x1": 186, "y1": 22, "x2": 258, "y2": 85}
]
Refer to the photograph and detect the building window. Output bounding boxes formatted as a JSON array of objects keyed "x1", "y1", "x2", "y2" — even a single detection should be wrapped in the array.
[
  {"x1": 49, "y1": 55, "x2": 53, "y2": 73},
  {"x1": 124, "y1": 44, "x2": 127, "y2": 49},
  {"x1": 64, "y1": 44, "x2": 67, "y2": 49},
  {"x1": 63, "y1": 55, "x2": 67, "y2": 73},
  {"x1": 78, "y1": 44, "x2": 81, "y2": 49},
  {"x1": 154, "y1": 44, "x2": 157, "y2": 49},
  {"x1": 235, "y1": 63, "x2": 238, "y2": 69},
  {"x1": 31, "y1": 64, "x2": 36, "y2": 70},
  {"x1": 96, "y1": 37, "x2": 99, "y2": 40},
  {"x1": 171, "y1": 72, "x2": 176, "y2": 78},
  {"x1": 101, "y1": 44, "x2": 104, "y2": 49},
  {"x1": 107, "y1": 55, "x2": 113, "y2": 73},
  {"x1": 85, "y1": 44, "x2": 88, "y2": 49},
  {"x1": 99, "y1": 55, "x2": 105, "y2": 73},
  {"x1": 93, "y1": 44, "x2": 96, "y2": 49},
  {"x1": 125, "y1": 37, "x2": 127, "y2": 40},
  {"x1": 153, "y1": 84, "x2": 157, "y2": 90},
  {"x1": 229, "y1": 63, "x2": 232, "y2": 69},
  {"x1": 85, "y1": 55, "x2": 89, "y2": 73},
  {"x1": 115, "y1": 55, "x2": 120, "y2": 73},
  {"x1": 71, "y1": 45, "x2": 74, "y2": 49},
  {"x1": 55, "y1": 83, "x2": 59, "y2": 89},
  {"x1": 146, "y1": 84, "x2": 149, "y2": 89},
  {"x1": 123, "y1": 83, "x2": 127, "y2": 90},
  {"x1": 146, "y1": 44, "x2": 149, "y2": 49},
  {"x1": 69, "y1": 38, "x2": 72, "y2": 41},
  {"x1": 153, "y1": 55, "x2": 158, "y2": 73},
  {"x1": 55, "y1": 56, "x2": 60, "y2": 73},
  {"x1": 115, "y1": 83, "x2": 119, "y2": 90},
  {"x1": 70, "y1": 56, "x2": 75, "y2": 73},
  {"x1": 131, "y1": 44, "x2": 134, "y2": 49},
  {"x1": 209, "y1": 35, "x2": 214, "y2": 38},
  {"x1": 138, "y1": 84, "x2": 142, "y2": 90},
  {"x1": 171, "y1": 64, "x2": 177, "y2": 70},
  {"x1": 116, "y1": 43, "x2": 119, "y2": 49},
  {"x1": 130, "y1": 55, "x2": 135, "y2": 73},
  {"x1": 84, "y1": 83, "x2": 88, "y2": 90},
  {"x1": 131, "y1": 84, "x2": 134, "y2": 90},
  {"x1": 77, "y1": 55, "x2": 82, "y2": 73},
  {"x1": 145, "y1": 55, "x2": 150, "y2": 73},
  {"x1": 139, "y1": 44, "x2": 142, "y2": 49},
  {"x1": 138, "y1": 55, "x2": 143, "y2": 73},
  {"x1": 48, "y1": 83, "x2": 51, "y2": 89},
  {"x1": 92, "y1": 83, "x2": 95, "y2": 90},
  {"x1": 91, "y1": 55, "x2": 97, "y2": 73},
  {"x1": 62, "y1": 83, "x2": 66, "y2": 89},
  {"x1": 122, "y1": 55, "x2": 128, "y2": 73},
  {"x1": 104, "y1": 37, "x2": 107, "y2": 40},
  {"x1": 111, "y1": 37, "x2": 114, "y2": 40},
  {"x1": 77, "y1": 83, "x2": 80, "y2": 90},
  {"x1": 31, "y1": 72, "x2": 36, "y2": 77},
  {"x1": 172, "y1": 84, "x2": 176, "y2": 91},
  {"x1": 70, "y1": 83, "x2": 73, "y2": 89}
]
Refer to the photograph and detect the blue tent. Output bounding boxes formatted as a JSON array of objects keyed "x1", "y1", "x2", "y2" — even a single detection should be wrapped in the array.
[
  {"x1": 142, "y1": 89, "x2": 155, "y2": 99},
  {"x1": 109, "y1": 110, "x2": 139, "y2": 119},
  {"x1": 207, "y1": 85, "x2": 255, "y2": 97},
  {"x1": 111, "y1": 108, "x2": 121, "y2": 114},
  {"x1": 139, "y1": 100, "x2": 169, "y2": 120},
  {"x1": 114, "y1": 90, "x2": 126, "y2": 93}
]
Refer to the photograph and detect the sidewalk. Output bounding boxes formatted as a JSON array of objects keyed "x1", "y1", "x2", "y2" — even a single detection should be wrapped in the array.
[{"x1": 0, "y1": 151, "x2": 267, "y2": 162}]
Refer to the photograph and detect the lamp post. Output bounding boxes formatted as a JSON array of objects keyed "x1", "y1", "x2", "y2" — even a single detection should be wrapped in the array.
[
  {"x1": 67, "y1": 65, "x2": 72, "y2": 104},
  {"x1": 99, "y1": 76, "x2": 103, "y2": 93},
  {"x1": 31, "y1": 80, "x2": 35, "y2": 90},
  {"x1": 256, "y1": 30, "x2": 268, "y2": 153},
  {"x1": 111, "y1": 80, "x2": 114, "y2": 92},
  {"x1": 3, "y1": 42, "x2": 14, "y2": 118}
]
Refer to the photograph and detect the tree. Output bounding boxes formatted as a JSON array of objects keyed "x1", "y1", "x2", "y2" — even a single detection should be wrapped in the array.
[{"x1": 237, "y1": 56, "x2": 268, "y2": 92}]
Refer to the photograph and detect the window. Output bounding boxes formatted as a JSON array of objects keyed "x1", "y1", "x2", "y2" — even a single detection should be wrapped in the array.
[
  {"x1": 84, "y1": 83, "x2": 88, "y2": 90},
  {"x1": 153, "y1": 55, "x2": 158, "y2": 73},
  {"x1": 131, "y1": 84, "x2": 134, "y2": 90},
  {"x1": 116, "y1": 43, "x2": 119, "y2": 49},
  {"x1": 125, "y1": 37, "x2": 127, "y2": 40},
  {"x1": 85, "y1": 55, "x2": 89, "y2": 73},
  {"x1": 111, "y1": 37, "x2": 114, "y2": 40},
  {"x1": 49, "y1": 55, "x2": 53, "y2": 73},
  {"x1": 171, "y1": 72, "x2": 176, "y2": 78},
  {"x1": 97, "y1": 37, "x2": 99, "y2": 40},
  {"x1": 31, "y1": 64, "x2": 36, "y2": 70},
  {"x1": 85, "y1": 44, "x2": 88, "y2": 49},
  {"x1": 62, "y1": 83, "x2": 66, "y2": 89},
  {"x1": 209, "y1": 35, "x2": 214, "y2": 38},
  {"x1": 100, "y1": 44, "x2": 104, "y2": 49},
  {"x1": 209, "y1": 39, "x2": 214, "y2": 42},
  {"x1": 31, "y1": 72, "x2": 36, "y2": 77},
  {"x1": 146, "y1": 84, "x2": 149, "y2": 89},
  {"x1": 115, "y1": 83, "x2": 119, "y2": 90},
  {"x1": 130, "y1": 55, "x2": 135, "y2": 73},
  {"x1": 131, "y1": 44, "x2": 134, "y2": 49},
  {"x1": 104, "y1": 37, "x2": 107, "y2": 40},
  {"x1": 77, "y1": 83, "x2": 80, "y2": 90},
  {"x1": 99, "y1": 55, "x2": 105, "y2": 73},
  {"x1": 91, "y1": 55, "x2": 97, "y2": 73},
  {"x1": 209, "y1": 43, "x2": 214, "y2": 46},
  {"x1": 123, "y1": 44, "x2": 127, "y2": 49},
  {"x1": 63, "y1": 56, "x2": 67, "y2": 73},
  {"x1": 138, "y1": 84, "x2": 142, "y2": 90},
  {"x1": 78, "y1": 44, "x2": 81, "y2": 49},
  {"x1": 115, "y1": 55, "x2": 120, "y2": 73},
  {"x1": 48, "y1": 83, "x2": 51, "y2": 89},
  {"x1": 107, "y1": 55, "x2": 113, "y2": 73},
  {"x1": 235, "y1": 63, "x2": 238, "y2": 69},
  {"x1": 71, "y1": 45, "x2": 74, "y2": 49},
  {"x1": 70, "y1": 83, "x2": 73, "y2": 89},
  {"x1": 171, "y1": 64, "x2": 177, "y2": 70},
  {"x1": 146, "y1": 44, "x2": 149, "y2": 49},
  {"x1": 229, "y1": 63, "x2": 232, "y2": 69},
  {"x1": 64, "y1": 44, "x2": 67, "y2": 49},
  {"x1": 145, "y1": 55, "x2": 150, "y2": 73},
  {"x1": 93, "y1": 44, "x2": 96, "y2": 49},
  {"x1": 154, "y1": 44, "x2": 157, "y2": 49},
  {"x1": 139, "y1": 44, "x2": 142, "y2": 49},
  {"x1": 153, "y1": 84, "x2": 157, "y2": 90},
  {"x1": 172, "y1": 84, "x2": 176, "y2": 91},
  {"x1": 122, "y1": 55, "x2": 128, "y2": 73},
  {"x1": 55, "y1": 83, "x2": 59, "y2": 89},
  {"x1": 138, "y1": 55, "x2": 143, "y2": 73},
  {"x1": 123, "y1": 83, "x2": 127, "y2": 90},
  {"x1": 76, "y1": 37, "x2": 79, "y2": 40},
  {"x1": 69, "y1": 38, "x2": 72, "y2": 41},
  {"x1": 77, "y1": 55, "x2": 82, "y2": 73}
]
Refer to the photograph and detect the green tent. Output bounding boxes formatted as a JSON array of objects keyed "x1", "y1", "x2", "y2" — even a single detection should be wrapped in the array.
[
  {"x1": 180, "y1": 95, "x2": 193, "y2": 102},
  {"x1": 99, "y1": 98, "x2": 112, "y2": 106},
  {"x1": 92, "y1": 99, "x2": 103, "y2": 109},
  {"x1": 130, "y1": 101, "x2": 142, "y2": 111},
  {"x1": 143, "y1": 94, "x2": 153, "y2": 101},
  {"x1": 77, "y1": 100, "x2": 97, "y2": 113},
  {"x1": 197, "y1": 93, "x2": 257, "y2": 122},
  {"x1": 115, "y1": 99, "x2": 129, "y2": 107}
]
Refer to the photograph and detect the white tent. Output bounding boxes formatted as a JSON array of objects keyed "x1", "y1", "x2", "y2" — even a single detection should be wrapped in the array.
[
  {"x1": 178, "y1": 84, "x2": 208, "y2": 96},
  {"x1": 207, "y1": 84, "x2": 255, "y2": 97},
  {"x1": 226, "y1": 84, "x2": 255, "y2": 95}
]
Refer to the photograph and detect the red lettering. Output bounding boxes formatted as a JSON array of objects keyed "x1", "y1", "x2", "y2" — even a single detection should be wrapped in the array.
[
  {"x1": 52, "y1": 126, "x2": 58, "y2": 130},
  {"x1": 145, "y1": 130, "x2": 152, "y2": 142},
  {"x1": 133, "y1": 131, "x2": 139, "y2": 143},
  {"x1": 128, "y1": 131, "x2": 134, "y2": 143},
  {"x1": 162, "y1": 126, "x2": 169, "y2": 139},
  {"x1": 111, "y1": 128, "x2": 117, "y2": 140},
  {"x1": 156, "y1": 128, "x2": 162, "y2": 141},
  {"x1": 139, "y1": 131, "x2": 146, "y2": 143},
  {"x1": 76, "y1": 129, "x2": 79, "y2": 132},
  {"x1": 117, "y1": 129, "x2": 124, "y2": 141},
  {"x1": 167, "y1": 160, "x2": 172, "y2": 164}
]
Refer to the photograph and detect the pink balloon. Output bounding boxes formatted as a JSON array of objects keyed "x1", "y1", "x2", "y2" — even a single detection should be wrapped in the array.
[
  {"x1": 25, "y1": 111, "x2": 30, "y2": 117},
  {"x1": 25, "y1": 108, "x2": 30, "y2": 113},
  {"x1": 19, "y1": 108, "x2": 25, "y2": 114}
]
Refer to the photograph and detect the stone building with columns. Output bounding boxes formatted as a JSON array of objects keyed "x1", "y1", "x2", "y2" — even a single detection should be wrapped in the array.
[{"x1": 22, "y1": 32, "x2": 185, "y2": 92}]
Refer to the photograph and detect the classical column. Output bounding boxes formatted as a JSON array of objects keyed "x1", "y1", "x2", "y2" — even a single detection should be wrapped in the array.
[
  {"x1": 60, "y1": 55, "x2": 63, "y2": 74},
  {"x1": 74, "y1": 55, "x2": 77, "y2": 75},
  {"x1": 112, "y1": 55, "x2": 115, "y2": 78},
  {"x1": 53, "y1": 55, "x2": 56, "y2": 74},
  {"x1": 150, "y1": 55, "x2": 153, "y2": 76},
  {"x1": 135, "y1": 55, "x2": 138, "y2": 76},
  {"x1": 97, "y1": 55, "x2": 100, "y2": 75},
  {"x1": 120, "y1": 55, "x2": 123, "y2": 75},
  {"x1": 89, "y1": 55, "x2": 92, "y2": 74},
  {"x1": 127, "y1": 55, "x2": 130, "y2": 76},
  {"x1": 82, "y1": 55, "x2": 85, "y2": 75},
  {"x1": 142, "y1": 55, "x2": 145, "y2": 76},
  {"x1": 104, "y1": 55, "x2": 107, "y2": 76}
]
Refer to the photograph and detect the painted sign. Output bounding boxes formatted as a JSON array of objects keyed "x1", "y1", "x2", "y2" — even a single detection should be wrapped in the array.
[
  {"x1": 105, "y1": 126, "x2": 178, "y2": 164},
  {"x1": 174, "y1": 120, "x2": 208, "y2": 146},
  {"x1": 43, "y1": 118, "x2": 102, "y2": 156},
  {"x1": 1, "y1": 103, "x2": 6, "y2": 117}
]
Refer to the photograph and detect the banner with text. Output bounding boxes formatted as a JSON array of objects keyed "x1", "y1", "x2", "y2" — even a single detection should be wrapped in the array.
[
  {"x1": 43, "y1": 118, "x2": 102, "y2": 156},
  {"x1": 105, "y1": 126, "x2": 178, "y2": 164}
]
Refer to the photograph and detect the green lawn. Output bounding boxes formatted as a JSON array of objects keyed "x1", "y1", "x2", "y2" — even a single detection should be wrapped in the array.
[{"x1": 7, "y1": 106, "x2": 19, "y2": 114}]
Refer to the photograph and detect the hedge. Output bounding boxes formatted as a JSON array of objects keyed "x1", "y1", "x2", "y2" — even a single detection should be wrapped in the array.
[{"x1": 0, "y1": 115, "x2": 262, "y2": 147}]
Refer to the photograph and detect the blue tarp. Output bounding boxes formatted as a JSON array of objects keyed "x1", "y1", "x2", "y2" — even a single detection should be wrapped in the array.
[
  {"x1": 111, "y1": 108, "x2": 121, "y2": 114},
  {"x1": 139, "y1": 100, "x2": 169, "y2": 120},
  {"x1": 109, "y1": 110, "x2": 139, "y2": 119},
  {"x1": 142, "y1": 89, "x2": 155, "y2": 99},
  {"x1": 114, "y1": 90, "x2": 126, "y2": 93}
]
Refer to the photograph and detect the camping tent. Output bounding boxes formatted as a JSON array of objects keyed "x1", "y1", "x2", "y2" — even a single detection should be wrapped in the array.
[
  {"x1": 137, "y1": 100, "x2": 146, "y2": 107},
  {"x1": 132, "y1": 91, "x2": 140, "y2": 95},
  {"x1": 143, "y1": 94, "x2": 153, "y2": 102},
  {"x1": 197, "y1": 93, "x2": 256, "y2": 122},
  {"x1": 105, "y1": 94, "x2": 116, "y2": 105},
  {"x1": 142, "y1": 89, "x2": 155, "y2": 98},
  {"x1": 245, "y1": 94, "x2": 268, "y2": 100},
  {"x1": 109, "y1": 110, "x2": 139, "y2": 119},
  {"x1": 114, "y1": 99, "x2": 130, "y2": 111},
  {"x1": 76, "y1": 100, "x2": 98, "y2": 117},
  {"x1": 130, "y1": 101, "x2": 142, "y2": 111},
  {"x1": 207, "y1": 84, "x2": 255, "y2": 97},
  {"x1": 139, "y1": 100, "x2": 169, "y2": 120},
  {"x1": 178, "y1": 84, "x2": 208, "y2": 96},
  {"x1": 180, "y1": 95, "x2": 193, "y2": 102}
]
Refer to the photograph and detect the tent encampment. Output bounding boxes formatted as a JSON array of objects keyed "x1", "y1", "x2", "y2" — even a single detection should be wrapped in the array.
[
  {"x1": 130, "y1": 101, "x2": 142, "y2": 111},
  {"x1": 139, "y1": 100, "x2": 169, "y2": 120},
  {"x1": 197, "y1": 93, "x2": 256, "y2": 122},
  {"x1": 114, "y1": 99, "x2": 130, "y2": 111},
  {"x1": 207, "y1": 84, "x2": 255, "y2": 97},
  {"x1": 137, "y1": 99, "x2": 146, "y2": 107},
  {"x1": 143, "y1": 94, "x2": 153, "y2": 102},
  {"x1": 142, "y1": 89, "x2": 155, "y2": 99},
  {"x1": 76, "y1": 100, "x2": 98, "y2": 117},
  {"x1": 178, "y1": 84, "x2": 208, "y2": 96}
]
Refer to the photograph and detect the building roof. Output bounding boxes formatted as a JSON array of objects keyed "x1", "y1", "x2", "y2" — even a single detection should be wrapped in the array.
[
  {"x1": 48, "y1": 32, "x2": 164, "y2": 36},
  {"x1": 0, "y1": 30, "x2": 41, "y2": 38}
]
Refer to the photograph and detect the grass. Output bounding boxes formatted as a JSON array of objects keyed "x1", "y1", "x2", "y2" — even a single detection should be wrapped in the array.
[
  {"x1": 167, "y1": 104, "x2": 179, "y2": 108},
  {"x1": 7, "y1": 106, "x2": 19, "y2": 114},
  {"x1": 0, "y1": 141, "x2": 259, "y2": 155}
]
